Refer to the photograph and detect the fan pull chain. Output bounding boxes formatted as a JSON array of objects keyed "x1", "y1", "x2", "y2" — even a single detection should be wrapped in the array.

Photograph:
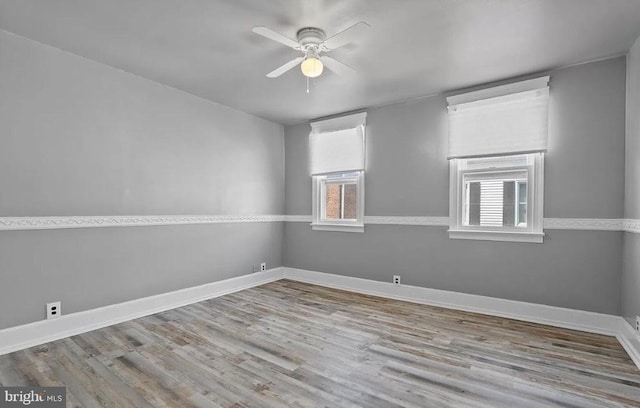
[{"x1": 306, "y1": 76, "x2": 310, "y2": 94}]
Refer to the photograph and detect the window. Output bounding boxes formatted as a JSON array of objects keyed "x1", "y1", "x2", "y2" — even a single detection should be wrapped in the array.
[
  {"x1": 449, "y1": 153, "x2": 544, "y2": 242},
  {"x1": 323, "y1": 174, "x2": 358, "y2": 220},
  {"x1": 309, "y1": 112, "x2": 366, "y2": 232},
  {"x1": 447, "y1": 77, "x2": 549, "y2": 243},
  {"x1": 312, "y1": 171, "x2": 364, "y2": 232}
]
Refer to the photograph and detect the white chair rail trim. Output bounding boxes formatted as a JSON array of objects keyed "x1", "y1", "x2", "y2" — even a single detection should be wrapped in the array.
[
  {"x1": 543, "y1": 218, "x2": 624, "y2": 231},
  {"x1": 622, "y1": 218, "x2": 640, "y2": 234},
  {"x1": 0, "y1": 215, "x2": 638, "y2": 232},
  {"x1": 0, "y1": 215, "x2": 287, "y2": 230},
  {"x1": 286, "y1": 216, "x2": 636, "y2": 232}
]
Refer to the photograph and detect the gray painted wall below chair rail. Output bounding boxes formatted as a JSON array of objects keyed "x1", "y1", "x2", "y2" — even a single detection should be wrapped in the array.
[
  {"x1": 285, "y1": 223, "x2": 621, "y2": 314},
  {"x1": 284, "y1": 57, "x2": 627, "y2": 315},
  {"x1": 623, "y1": 37, "x2": 640, "y2": 325},
  {"x1": 0, "y1": 222, "x2": 283, "y2": 330},
  {"x1": 623, "y1": 232, "x2": 640, "y2": 324},
  {"x1": 0, "y1": 30, "x2": 285, "y2": 329}
]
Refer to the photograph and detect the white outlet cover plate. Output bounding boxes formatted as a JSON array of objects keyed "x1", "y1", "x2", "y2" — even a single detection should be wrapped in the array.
[{"x1": 47, "y1": 301, "x2": 61, "y2": 319}]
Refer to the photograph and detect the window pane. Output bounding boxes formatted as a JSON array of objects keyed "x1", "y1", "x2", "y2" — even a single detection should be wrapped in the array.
[
  {"x1": 503, "y1": 181, "x2": 515, "y2": 227},
  {"x1": 518, "y1": 182, "x2": 527, "y2": 203},
  {"x1": 518, "y1": 182, "x2": 527, "y2": 225},
  {"x1": 468, "y1": 182, "x2": 481, "y2": 226},
  {"x1": 463, "y1": 179, "x2": 527, "y2": 227},
  {"x1": 518, "y1": 203, "x2": 527, "y2": 225},
  {"x1": 324, "y1": 182, "x2": 357, "y2": 221},
  {"x1": 343, "y1": 184, "x2": 357, "y2": 219},
  {"x1": 479, "y1": 180, "x2": 503, "y2": 227},
  {"x1": 325, "y1": 183, "x2": 342, "y2": 219}
]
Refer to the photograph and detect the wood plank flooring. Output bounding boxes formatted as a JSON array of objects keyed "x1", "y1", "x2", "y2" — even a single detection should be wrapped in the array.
[{"x1": 1, "y1": 279, "x2": 639, "y2": 407}]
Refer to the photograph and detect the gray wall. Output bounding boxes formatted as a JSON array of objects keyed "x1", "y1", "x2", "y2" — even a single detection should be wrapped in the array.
[
  {"x1": 0, "y1": 31, "x2": 284, "y2": 329},
  {"x1": 284, "y1": 57, "x2": 626, "y2": 314},
  {"x1": 0, "y1": 27, "x2": 630, "y2": 330},
  {"x1": 623, "y1": 37, "x2": 640, "y2": 325}
]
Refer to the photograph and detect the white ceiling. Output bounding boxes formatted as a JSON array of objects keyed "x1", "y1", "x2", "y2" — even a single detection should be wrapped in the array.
[{"x1": 1, "y1": 0, "x2": 640, "y2": 125}]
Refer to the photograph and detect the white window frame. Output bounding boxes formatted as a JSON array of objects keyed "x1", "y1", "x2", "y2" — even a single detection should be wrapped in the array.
[
  {"x1": 312, "y1": 171, "x2": 364, "y2": 232},
  {"x1": 449, "y1": 153, "x2": 544, "y2": 243}
]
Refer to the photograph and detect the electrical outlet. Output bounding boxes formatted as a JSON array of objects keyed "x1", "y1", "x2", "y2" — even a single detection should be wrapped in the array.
[
  {"x1": 393, "y1": 275, "x2": 401, "y2": 285},
  {"x1": 636, "y1": 316, "x2": 640, "y2": 333},
  {"x1": 47, "y1": 301, "x2": 61, "y2": 319},
  {"x1": 252, "y1": 264, "x2": 260, "y2": 273},
  {"x1": 260, "y1": 262, "x2": 267, "y2": 272}
]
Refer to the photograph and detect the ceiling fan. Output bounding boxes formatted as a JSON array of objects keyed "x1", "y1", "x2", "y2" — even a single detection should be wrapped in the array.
[{"x1": 252, "y1": 22, "x2": 370, "y2": 79}]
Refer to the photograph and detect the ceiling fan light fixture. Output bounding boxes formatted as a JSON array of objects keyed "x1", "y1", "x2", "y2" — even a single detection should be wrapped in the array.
[{"x1": 301, "y1": 57, "x2": 323, "y2": 78}]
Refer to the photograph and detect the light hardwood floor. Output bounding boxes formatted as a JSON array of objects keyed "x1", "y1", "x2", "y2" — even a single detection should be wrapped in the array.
[{"x1": 1, "y1": 280, "x2": 639, "y2": 407}]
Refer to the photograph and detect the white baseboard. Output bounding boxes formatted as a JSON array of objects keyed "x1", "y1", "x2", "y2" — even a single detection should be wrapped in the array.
[
  {"x1": 282, "y1": 267, "x2": 619, "y2": 335},
  {"x1": 617, "y1": 319, "x2": 640, "y2": 369},
  {"x1": 283, "y1": 267, "x2": 640, "y2": 369},
  {"x1": 0, "y1": 268, "x2": 285, "y2": 356}
]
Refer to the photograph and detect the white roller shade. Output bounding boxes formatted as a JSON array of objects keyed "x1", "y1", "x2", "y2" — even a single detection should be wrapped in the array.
[
  {"x1": 309, "y1": 112, "x2": 366, "y2": 175},
  {"x1": 447, "y1": 77, "x2": 550, "y2": 159},
  {"x1": 310, "y1": 126, "x2": 365, "y2": 175}
]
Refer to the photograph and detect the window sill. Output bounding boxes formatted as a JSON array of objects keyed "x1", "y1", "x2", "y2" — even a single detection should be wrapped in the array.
[
  {"x1": 311, "y1": 223, "x2": 364, "y2": 233},
  {"x1": 448, "y1": 229, "x2": 544, "y2": 243}
]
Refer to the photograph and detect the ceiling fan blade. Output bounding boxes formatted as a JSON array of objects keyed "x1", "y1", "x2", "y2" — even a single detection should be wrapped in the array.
[
  {"x1": 252, "y1": 26, "x2": 300, "y2": 50},
  {"x1": 266, "y1": 57, "x2": 305, "y2": 78},
  {"x1": 320, "y1": 56, "x2": 356, "y2": 76},
  {"x1": 323, "y1": 22, "x2": 370, "y2": 51}
]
